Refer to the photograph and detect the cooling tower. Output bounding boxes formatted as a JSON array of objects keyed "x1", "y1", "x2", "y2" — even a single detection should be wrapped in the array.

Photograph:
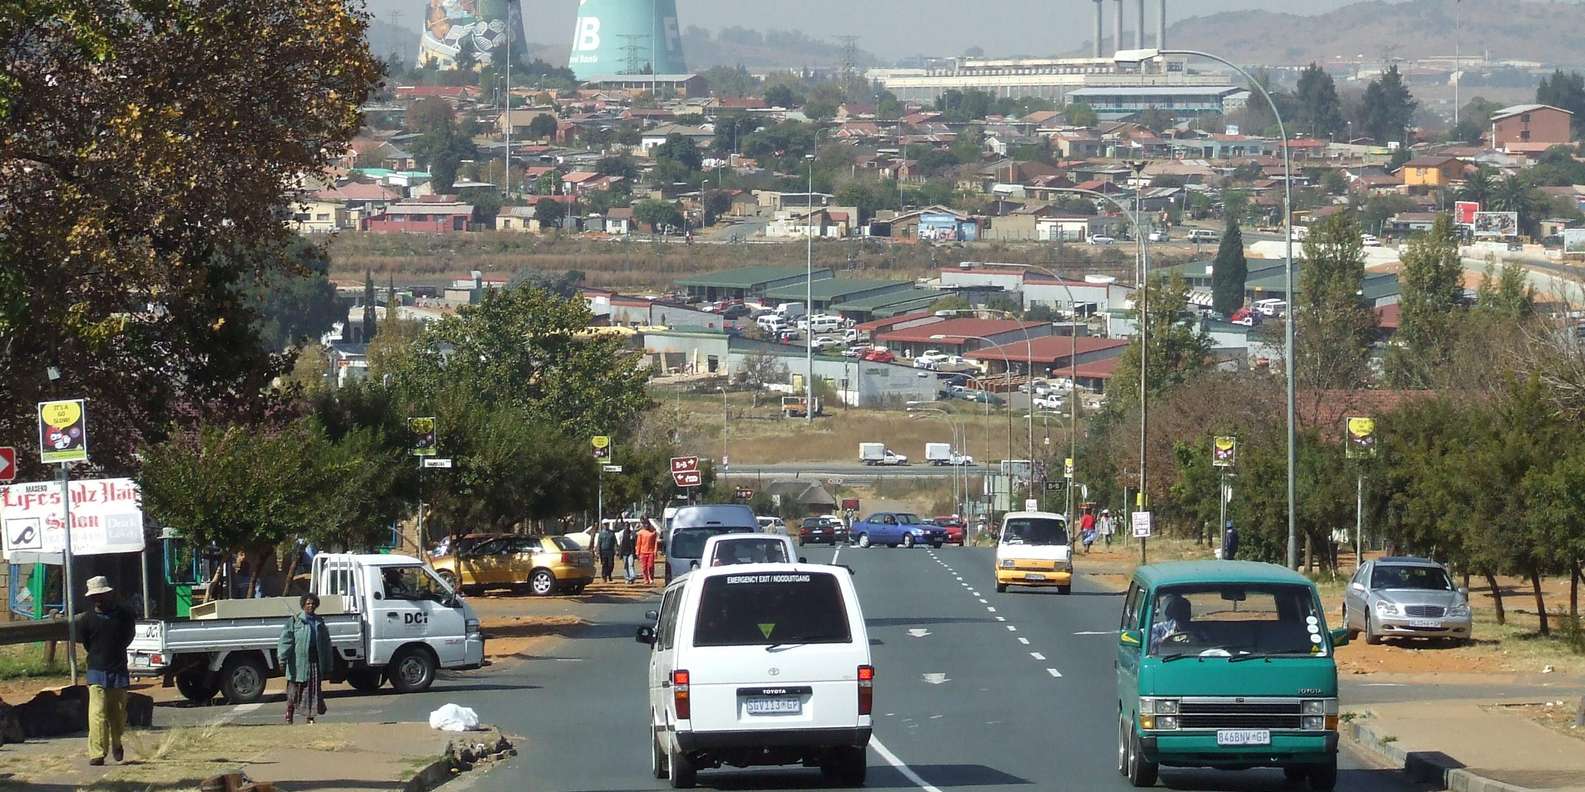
[
  {"x1": 567, "y1": 0, "x2": 687, "y2": 79},
  {"x1": 417, "y1": 0, "x2": 526, "y2": 70}
]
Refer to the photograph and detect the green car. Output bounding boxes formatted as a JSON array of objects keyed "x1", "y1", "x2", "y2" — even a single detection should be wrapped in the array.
[{"x1": 1115, "y1": 561, "x2": 1350, "y2": 789}]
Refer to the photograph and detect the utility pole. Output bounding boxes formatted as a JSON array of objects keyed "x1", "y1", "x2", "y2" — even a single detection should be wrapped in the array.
[
  {"x1": 503, "y1": 11, "x2": 512, "y2": 196},
  {"x1": 1132, "y1": 160, "x2": 1150, "y2": 565}
]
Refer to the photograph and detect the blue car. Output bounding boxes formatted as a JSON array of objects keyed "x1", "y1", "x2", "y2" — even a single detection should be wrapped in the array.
[{"x1": 849, "y1": 512, "x2": 946, "y2": 549}]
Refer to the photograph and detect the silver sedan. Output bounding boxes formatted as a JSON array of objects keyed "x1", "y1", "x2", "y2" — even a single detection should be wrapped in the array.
[{"x1": 1342, "y1": 557, "x2": 1473, "y2": 645}]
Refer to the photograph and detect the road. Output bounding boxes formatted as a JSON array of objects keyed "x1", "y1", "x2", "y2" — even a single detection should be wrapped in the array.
[
  {"x1": 168, "y1": 546, "x2": 1433, "y2": 792},
  {"x1": 720, "y1": 462, "x2": 994, "y2": 480}
]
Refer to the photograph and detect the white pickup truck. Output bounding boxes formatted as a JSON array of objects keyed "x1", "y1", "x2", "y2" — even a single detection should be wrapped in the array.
[
  {"x1": 128, "y1": 553, "x2": 485, "y2": 704},
  {"x1": 859, "y1": 442, "x2": 908, "y2": 466}
]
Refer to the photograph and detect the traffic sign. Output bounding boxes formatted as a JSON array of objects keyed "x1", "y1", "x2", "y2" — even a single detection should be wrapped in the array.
[
  {"x1": 670, "y1": 456, "x2": 699, "y2": 474},
  {"x1": 1024, "y1": 498, "x2": 1039, "y2": 511},
  {"x1": 1044, "y1": 481, "x2": 1063, "y2": 492},
  {"x1": 672, "y1": 470, "x2": 703, "y2": 488},
  {"x1": 602, "y1": 464, "x2": 624, "y2": 473},
  {"x1": 1131, "y1": 511, "x2": 1153, "y2": 539},
  {"x1": 422, "y1": 458, "x2": 453, "y2": 469},
  {"x1": 734, "y1": 488, "x2": 754, "y2": 500},
  {"x1": 1063, "y1": 457, "x2": 1074, "y2": 479},
  {"x1": 38, "y1": 400, "x2": 88, "y2": 464},
  {"x1": 0, "y1": 447, "x2": 15, "y2": 483}
]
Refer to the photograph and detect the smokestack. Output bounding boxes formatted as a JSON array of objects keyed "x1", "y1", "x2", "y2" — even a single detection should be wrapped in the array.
[
  {"x1": 1113, "y1": 0, "x2": 1124, "y2": 56},
  {"x1": 1136, "y1": 0, "x2": 1146, "y2": 49},
  {"x1": 1159, "y1": 0, "x2": 1167, "y2": 50},
  {"x1": 1093, "y1": 0, "x2": 1105, "y2": 58},
  {"x1": 566, "y1": 0, "x2": 688, "y2": 81}
]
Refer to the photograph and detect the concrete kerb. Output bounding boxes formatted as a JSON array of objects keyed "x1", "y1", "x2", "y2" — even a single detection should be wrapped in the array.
[
  {"x1": 403, "y1": 728, "x2": 517, "y2": 792},
  {"x1": 1343, "y1": 719, "x2": 1535, "y2": 792}
]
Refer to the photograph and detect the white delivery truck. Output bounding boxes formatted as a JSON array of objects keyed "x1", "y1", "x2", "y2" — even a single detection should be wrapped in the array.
[
  {"x1": 858, "y1": 443, "x2": 908, "y2": 466},
  {"x1": 925, "y1": 442, "x2": 973, "y2": 466},
  {"x1": 127, "y1": 553, "x2": 485, "y2": 704}
]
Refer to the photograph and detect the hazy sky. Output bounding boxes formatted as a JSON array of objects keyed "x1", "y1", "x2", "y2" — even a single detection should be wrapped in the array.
[{"x1": 372, "y1": 0, "x2": 1377, "y2": 58}]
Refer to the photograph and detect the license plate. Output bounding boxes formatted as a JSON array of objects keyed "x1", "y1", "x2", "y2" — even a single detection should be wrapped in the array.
[
  {"x1": 131, "y1": 655, "x2": 151, "y2": 668},
  {"x1": 1411, "y1": 619, "x2": 1439, "y2": 628},
  {"x1": 1025, "y1": 573, "x2": 1046, "y2": 581},
  {"x1": 744, "y1": 696, "x2": 801, "y2": 715},
  {"x1": 1217, "y1": 729, "x2": 1270, "y2": 746}
]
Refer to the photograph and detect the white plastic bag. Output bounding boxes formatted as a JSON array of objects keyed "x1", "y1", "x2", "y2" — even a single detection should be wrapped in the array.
[{"x1": 428, "y1": 703, "x2": 481, "y2": 732}]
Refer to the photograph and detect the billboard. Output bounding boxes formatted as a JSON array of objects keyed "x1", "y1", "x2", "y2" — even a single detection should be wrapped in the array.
[
  {"x1": 2, "y1": 478, "x2": 146, "y2": 559},
  {"x1": 1345, "y1": 417, "x2": 1377, "y2": 460},
  {"x1": 1212, "y1": 436, "x2": 1237, "y2": 468},
  {"x1": 1472, "y1": 211, "x2": 1519, "y2": 238},
  {"x1": 418, "y1": 0, "x2": 527, "y2": 70},
  {"x1": 1453, "y1": 201, "x2": 1480, "y2": 225},
  {"x1": 568, "y1": 0, "x2": 687, "y2": 80},
  {"x1": 1563, "y1": 228, "x2": 1585, "y2": 255},
  {"x1": 919, "y1": 212, "x2": 978, "y2": 242}
]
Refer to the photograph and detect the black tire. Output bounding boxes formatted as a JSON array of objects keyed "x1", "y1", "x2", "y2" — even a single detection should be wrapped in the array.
[
  {"x1": 176, "y1": 671, "x2": 217, "y2": 704},
  {"x1": 652, "y1": 729, "x2": 668, "y2": 779},
  {"x1": 931, "y1": 541, "x2": 944, "y2": 549},
  {"x1": 1126, "y1": 721, "x2": 1158, "y2": 787},
  {"x1": 1308, "y1": 757, "x2": 1338, "y2": 791},
  {"x1": 1364, "y1": 615, "x2": 1382, "y2": 645},
  {"x1": 902, "y1": 534, "x2": 915, "y2": 548},
  {"x1": 831, "y1": 746, "x2": 866, "y2": 786},
  {"x1": 668, "y1": 744, "x2": 696, "y2": 789},
  {"x1": 528, "y1": 568, "x2": 557, "y2": 597},
  {"x1": 346, "y1": 667, "x2": 384, "y2": 692},
  {"x1": 435, "y1": 568, "x2": 459, "y2": 592},
  {"x1": 1058, "y1": 585, "x2": 1072, "y2": 595},
  {"x1": 996, "y1": 583, "x2": 1008, "y2": 593},
  {"x1": 388, "y1": 646, "x2": 437, "y2": 693},
  {"x1": 856, "y1": 533, "x2": 871, "y2": 548},
  {"x1": 1283, "y1": 766, "x2": 1308, "y2": 784},
  {"x1": 1117, "y1": 712, "x2": 1130, "y2": 776},
  {"x1": 220, "y1": 654, "x2": 268, "y2": 705}
]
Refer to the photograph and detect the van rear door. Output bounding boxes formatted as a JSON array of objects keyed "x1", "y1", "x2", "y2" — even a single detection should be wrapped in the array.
[{"x1": 683, "y1": 571, "x2": 865, "y2": 733}]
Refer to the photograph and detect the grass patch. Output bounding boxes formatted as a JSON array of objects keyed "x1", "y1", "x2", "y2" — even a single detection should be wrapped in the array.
[{"x1": 0, "y1": 643, "x2": 78, "y2": 680}]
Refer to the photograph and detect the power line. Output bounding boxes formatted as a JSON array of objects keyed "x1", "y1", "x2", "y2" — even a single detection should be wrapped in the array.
[{"x1": 617, "y1": 33, "x2": 651, "y2": 76}]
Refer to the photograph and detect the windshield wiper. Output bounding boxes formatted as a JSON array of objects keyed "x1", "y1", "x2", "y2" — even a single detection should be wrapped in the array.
[
  {"x1": 1228, "y1": 651, "x2": 1308, "y2": 662},
  {"x1": 1156, "y1": 653, "x2": 1198, "y2": 662}
]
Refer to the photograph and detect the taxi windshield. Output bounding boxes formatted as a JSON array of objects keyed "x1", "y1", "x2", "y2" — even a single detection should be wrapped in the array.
[
  {"x1": 1001, "y1": 517, "x2": 1068, "y2": 546},
  {"x1": 1148, "y1": 584, "x2": 1326, "y2": 659}
]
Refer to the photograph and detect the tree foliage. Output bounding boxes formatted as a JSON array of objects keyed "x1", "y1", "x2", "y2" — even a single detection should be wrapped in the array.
[
  {"x1": 1293, "y1": 63, "x2": 1346, "y2": 139},
  {"x1": 1111, "y1": 272, "x2": 1212, "y2": 415},
  {"x1": 1360, "y1": 65, "x2": 1417, "y2": 145},
  {"x1": 1211, "y1": 216, "x2": 1248, "y2": 316},
  {"x1": 1295, "y1": 213, "x2": 1377, "y2": 393},
  {"x1": 1537, "y1": 69, "x2": 1585, "y2": 136},
  {"x1": 1386, "y1": 215, "x2": 1464, "y2": 388}
]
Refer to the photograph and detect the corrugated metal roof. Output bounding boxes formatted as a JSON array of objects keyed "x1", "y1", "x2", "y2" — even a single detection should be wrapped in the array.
[
  {"x1": 965, "y1": 335, "x2": 1128, "y2": 363},
  {"x1": 879, "y1": 318, "x2": 1045, "y2": 345}
]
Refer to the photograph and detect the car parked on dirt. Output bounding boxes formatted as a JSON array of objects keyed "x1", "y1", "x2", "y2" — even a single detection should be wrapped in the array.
[
  {"x1": 1342, "y1": 556, "x2": 1472, "y2": 646},
  {"x1": 430, "y1": 534, "x2": 595, "y2": 597}
]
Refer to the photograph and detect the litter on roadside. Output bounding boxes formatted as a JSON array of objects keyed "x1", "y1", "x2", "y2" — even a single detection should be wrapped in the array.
[{"x1": 429, "y1": 703, "x2": 481, "y2": 732}]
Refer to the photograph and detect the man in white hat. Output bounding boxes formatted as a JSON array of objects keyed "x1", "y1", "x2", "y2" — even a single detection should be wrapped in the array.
[{"x1": 77, "y1": 576, "x2": 135, "y2": 765}]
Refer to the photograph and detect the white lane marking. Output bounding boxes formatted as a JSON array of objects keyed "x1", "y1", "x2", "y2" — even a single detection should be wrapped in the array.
[
  {"x1": 986, "y1": 606, "x2": 996, "y2": 613},
  {"x1": 871, "y1": 736, "x2": 945, "y2": 792},
  {"x1": 1005, "y1": 625, "x2": 1017, "y2": 632},
  {"x1": 976, "y1": 598, "x2": 987, "y2": 604},
  {"x1": 1017, "y1": 637, "x2": 1030, "y2": 645},
  {"x1": 907, "y1": 628, "x2": 932, "y2": 638},
  {"x1": 1030, "y1": 652, "x2": 1046, "y2": 661},
  {"x1": 922, "y1": 673, "x2": 949, "y2": 685},
  {"x1": 832, "y1": 543, "x2": 842, "y2": 565},
  {"x1": 995, "y1": 616, "x2": 1007, "y2": 622},
  {"x1": 1072, "y1": 631, "x2": 1115, "y2": 636},
  {"x1": 1046, "y1": 668, "x2": 1063, "y2": 678}
]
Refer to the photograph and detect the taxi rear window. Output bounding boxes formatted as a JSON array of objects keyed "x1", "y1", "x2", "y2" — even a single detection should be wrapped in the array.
[{"x1": 693, "y1": 572, "x2": 850, "y2": 647}]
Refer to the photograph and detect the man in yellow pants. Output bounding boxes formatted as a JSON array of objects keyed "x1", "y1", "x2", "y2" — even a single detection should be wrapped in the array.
[{"x1": 78, "y1": 576, "x2": 135, "y2": 765}]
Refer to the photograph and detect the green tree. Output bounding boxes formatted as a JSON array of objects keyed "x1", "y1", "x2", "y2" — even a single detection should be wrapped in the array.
[
  {"x1": 699, "y1": 65, "x2": 755, "y2": 97},
  {"x1": 534, "y1": 198, "x2": 567, "y2": 229},
  {"x1": 409, "y1": 105, "x2": 475, "y2": 192},
  {"x1": 633, "y1": 199, "x2": 685, "y2": 233},
  {"x1": 1111, "y1": 272, "x2": 1213, "y2": 412},
  {"x1": 1361, "y1": 65, "x2": 1417, "y2": 146},
  {"x1": 1386, "y1": 215, "x2": 1464, "y2": 388},
  {"x1": 1449, "y1": 96, "x2": 1504, "y2": 144},
  {"x1": 1536, "y1": 70, "x2": 1585, "y2": 136},
  {"x1": 1293, "y1": 63, "x2": 1346, "y2": 139},
  {"x1": 652, "y1": 133, "x2": 704, "y2": 172},
  {"x1": 527, "y1": 113, "x2": 559, "y2": 140},
  {"x1": 764, "y1": 83, "x2": 801, "y2": 108},
  {"x1": 0, "y1": 0, "x2": 381, "y2": 476},
  {"x1": 362, "y1": 270, "x2": 378, "y2": 342},
  {"x1": 1295, "y1": 213, "x2": 1376, "y2": 392},
  {"x1": 245, "y1": 239, "x2": 346, "y2": 352},
  {"x1": 595, "y1": 155, "x2": 639, "y2": 181},
  {"x1": 876, "y1": 90, "x2": 903, "y2": 120},
  {"x1": 1211, "y1": 216, "x2": 1248, "y2": 316},
  {"x1": 1065, "y1": 101, "x2": 1098, "y2": 128},
  {"x1": 1474, "y1": 260, "x2": 1535, "y2": 321}
]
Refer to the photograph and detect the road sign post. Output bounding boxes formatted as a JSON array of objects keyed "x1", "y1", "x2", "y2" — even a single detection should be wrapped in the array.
[
  {"x1": 1213, "y1": 436, "x2": 1236, "y2": 556},
  {"x1": 0, "y1": 447, "x2": 15, "y2": 483},
  {"x1": 1346, "y1": 417, "x2": 1377, "y2": 571},
  {"x1": 39, "y1": 400, "x2": 89, "y2": 684},
  {"x1": 410, "y1": 417, "x2": 439, "y2": 550}
]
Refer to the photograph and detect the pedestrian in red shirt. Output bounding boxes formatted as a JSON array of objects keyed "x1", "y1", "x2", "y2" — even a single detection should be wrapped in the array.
[
  {"x1": 1079, "y1": 508, "x2": 1097, "y2": 553},
  {"x1": 635, "y1": 522, "x2": 659, "y2": 585}
]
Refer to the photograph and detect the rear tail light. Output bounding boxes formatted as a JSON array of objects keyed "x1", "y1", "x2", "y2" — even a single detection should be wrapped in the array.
[
  {"x1": 561, "y1": 552, "x2": 573, "y2": 564},
  {"x1": 857, "y1": 665, "x2": 874, "y2": 716},
  {"x1": 673, "y1": 670, "x2": 691, "y2": 719}
]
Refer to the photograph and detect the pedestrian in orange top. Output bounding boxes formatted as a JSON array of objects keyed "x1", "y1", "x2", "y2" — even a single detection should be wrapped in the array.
[{"x1": 635, "y1": 521, "x2": 659, "y2": 585}]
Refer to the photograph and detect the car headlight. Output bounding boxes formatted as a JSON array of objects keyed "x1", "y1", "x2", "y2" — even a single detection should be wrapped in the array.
[
  {"x1": 1139, "y1": 698, "x2": 1178, "y2": 715},
  {"x1": 1301, "y1": 699, "x2": 1326, "y2": 715},
  {"x1": 1375, "y1": 602, "x2": 1400, "y2": 616},
  {"x1": 1302, "y1": 716, "x2": 1327, "y2": 730},
  {"x1": 1000, "y1": 559, "x2": 1014, "y2": 568},
  {"x1": 1448, "y1": 603, "x2": 1471, "y2": 617},
  {"x1": 1156, "y1": 715, "x2": 1179, "y2": 730}
]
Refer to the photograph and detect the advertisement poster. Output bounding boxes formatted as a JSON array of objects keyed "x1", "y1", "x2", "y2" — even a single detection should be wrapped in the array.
[
  {"x1": 1346, "y1": 417, "x2": 1377, "y2": 459},
  {"x1": 38, "y1": 399, "x2": 88, "y2": 464},
  {"x1": 2, "y1": 478, "x2": 145, "y2": 559},
  {"x1": 1212, "y1": 436, "x2": 1237, "y2": 468},
  {"x1": 410, "y1": 417, "x2": 438, "y2": 457},
  {"x1": 1453, "y1": 201, "x2": 1480, "y2": 225},
  {"x1": 1472, "y1": 211, "x2": 1519, "y2": 238}
]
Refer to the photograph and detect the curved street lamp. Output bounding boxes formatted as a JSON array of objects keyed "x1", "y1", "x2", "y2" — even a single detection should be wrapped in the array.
[
  {"x1": 1116, "y1": 47, "x2": 1298, "y2": 569},
  {"x1": 933, "y1": 332, "x2": 1024, "y2": 513}
]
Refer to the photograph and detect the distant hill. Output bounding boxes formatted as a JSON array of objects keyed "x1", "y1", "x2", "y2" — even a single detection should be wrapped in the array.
[{"x1": 1167, "y1": 0, "x2": 1585, "y2": 68}]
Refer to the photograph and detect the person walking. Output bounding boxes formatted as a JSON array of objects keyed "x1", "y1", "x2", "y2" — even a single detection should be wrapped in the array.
[
  {"x1": 596, "y1": 522, "x2": 618, "y2": 583},
  {"x1": 1099, "y1": 509, "x2": 1115, "y2": 547},
  {"x1": 1078, "y1": 507, "x2": 1097, "y2": 553},
  {"x1": 1221, "y1": 520, "x2": 1239, "y2": 561},
  {"x1": 619, "y1": 521, "x2": 638, "y2": 585},
  {"x1": 78, "y1": 576, "x2": 134, "y2": 765},
  {"x1": 635, "y1": 521, "x2": 659, "y2": 586},
  {"x1": 278, "y1": 593, "x2": 333, "y2": 725}
]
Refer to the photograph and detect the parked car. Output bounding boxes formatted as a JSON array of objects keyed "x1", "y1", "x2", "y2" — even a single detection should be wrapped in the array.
[
  {"x1": 799, "y1": 516, "x2": 841, "y2": 545},
  {"x1": 812, "y1": 335, "x2": 842, "y2": 351},
  {"x1": 756, "y1": 516, "x2": 785, "y2": 533},
  {"x1": 637, "y1": 563, "x2": 872, "y2": 788},
  {"x1": 960, "y1": 389, "x2": 1005, "y2": 406},
  {"x1": 1361, "y1": 233, "x2": 1382, "y2": 247},
  {"x1": 1187, "y1": 229, "x2": 1219, "y2": 244},
  {"x1": 776, "y1": 328, "x2": 802, "y2": 343},
  {"x1": 720, "y1": 303, "x2": 750, "y2": 319},
  {"x1": 931, "y1": 516, "x2": 968, "y2": 545},
  {"x1": 849, "y1": 512, "x2": 945, "y2": 549},
  {"x1": 431, "y1": 534, "x2": 595, "y2": 596},
  {"x1": 1089, "y1": 235, "x2": 1116, "y2": 245},
  {"x1": 1032, "y1": 394, "x2": 1065, "y2": 411},
  {"x1": 913, "y1": 350, "x2": 951, "y2": 370},
  {"x1": 860, "y1": 348, "x2": 895, "y2": 363},
  {"x1": 1115, "y1": 561, "x2": 1348, "y2": 789},
  {"x1": 1342, "y1": 556, "x2": 1472, "y2": 645}
]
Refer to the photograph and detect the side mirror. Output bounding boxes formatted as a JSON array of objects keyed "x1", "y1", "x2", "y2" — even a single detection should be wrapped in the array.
[
  {"x1": 1119, "y1": 629, "x2": 1143, "y2": 649},
  {"x1": 689, "y1": 560, "x2": 700, "y2": 570},
  {"x1": 1458, "y1": 587, "x2": 1469, "y2": 598},
  {"x1": 372, "y1": 592, "x2": 383, "y2": 600},
  {"x1": 1329, "y1": 627, "x2": 1351, "y2": 648},
  {"x1": 799, "y1": 557, "x2": 808, "y2": 564},
  {"x1": 635, "y1": 626, "x2": 657, "y2": 645},
  {"x1": 644, "y1": 609, "x2": 660, "y2": 621},
  {"x1": 1349, "y1": 582, "x2": 1366, "y2": 592},
  {"x1": 443, "y1": 596, "x2": 460, "y2": 609}
]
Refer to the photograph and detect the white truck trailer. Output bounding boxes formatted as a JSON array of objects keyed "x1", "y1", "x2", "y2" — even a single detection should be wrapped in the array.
[{"x1": 127, "y1": 553, "x2": 485, "y2": 704}]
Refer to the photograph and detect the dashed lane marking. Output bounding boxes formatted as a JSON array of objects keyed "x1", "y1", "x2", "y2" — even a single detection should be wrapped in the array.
[
  {"x1": 1046, "y1": 668, "x2": 1063, "y2": 678},
  {"x1": 1030, "y1": 652, "x2": 1046, "y2": 661},
  {"x1": 1017, "y1": 637, "x2": 1030, "y2": 645}
]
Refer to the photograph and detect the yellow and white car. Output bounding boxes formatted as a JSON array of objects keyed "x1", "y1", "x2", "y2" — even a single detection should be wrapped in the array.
[{"x1": 994, "y1": 511, "x2": 1073, "y2": 594}]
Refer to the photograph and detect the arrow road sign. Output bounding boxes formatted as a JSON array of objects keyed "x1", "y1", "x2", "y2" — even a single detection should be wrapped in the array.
[
  {"x1": 670, "y1": 456, "x2": 699, "y2": 474},
  {"x1": 672, "y1": 470, "x2": 703, "y2": 488},
  {"x1": 0, "y1": 447, "x2": 15, "y2": 483}
]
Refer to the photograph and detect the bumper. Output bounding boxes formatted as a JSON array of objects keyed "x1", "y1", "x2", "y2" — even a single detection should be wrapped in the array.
[
  {"x1": 996, "y1": 569, "x2": 1072, "y2": 586},
  {"x1": 1376, "y1": 615, "x2": 1472, "y2": 638},
  {"x1": 676, "y1": 727, "x2": 872, "y2": 752},
  {"x1": 1142, "y1": 731, "x2": 1337, "y2": 768}
]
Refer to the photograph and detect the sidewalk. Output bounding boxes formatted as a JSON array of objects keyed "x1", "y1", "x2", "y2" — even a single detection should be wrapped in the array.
[
  {"x1": 1346, "y1": 698, "x2": 1585, "y2": 792},
  {"x1": 0, "y1": 721, "x2": 510, "y2": 791}
]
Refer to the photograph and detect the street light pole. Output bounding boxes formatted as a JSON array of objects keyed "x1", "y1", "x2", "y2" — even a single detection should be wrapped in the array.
[
  {"x1": 934, "y1": 333, "x2": 1017, "y2": 507},
  {"x1": 1116, "y1": 47, "x2": 1295, "y2": 568}
]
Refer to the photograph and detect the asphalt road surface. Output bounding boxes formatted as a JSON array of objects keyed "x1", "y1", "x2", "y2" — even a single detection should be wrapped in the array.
[
  {"x1": 167, "y1": 548, "x2": 1436, "y2": 792},
  {"x1": 720, "y1": 463, "x2": 994, "y2": 480}
]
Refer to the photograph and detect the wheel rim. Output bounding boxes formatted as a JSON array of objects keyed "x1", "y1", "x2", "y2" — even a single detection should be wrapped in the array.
[
  {"x1": 858, "y1": 535, "x2": 869, "y2": 548},
  {"x1": 903, "y1": 535, "x2": 914, "y2": 548},
  {"x1": 234, "y1": 666, "x2": 262, "y2": 699},
  {"x1": 398, "y1": 655, "x2": 428, "y2": 687},
  {"x1": 532, "y1": 572, "x2": 553, "y2": 595},
  {"x1": 438, "y1": 571, "x2": 456, "y2": 588}
]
